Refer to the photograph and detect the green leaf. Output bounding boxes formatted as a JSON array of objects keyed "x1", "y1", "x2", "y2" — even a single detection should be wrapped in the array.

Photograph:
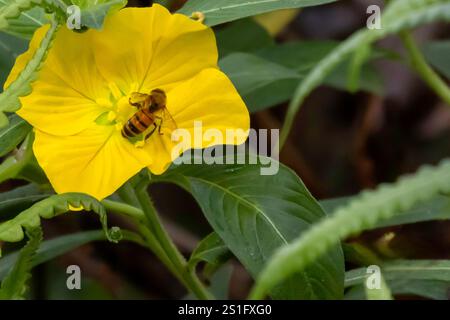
[
  {"x1": 250, "y1": 158, "x2": 450, "y2": 299},
  {"x1": 0, "y1": 32, "x2": 28, "y2": 88},
  {"x1": 220, "y1": 52, "x2": 301, "y2": 98},
  {"x1": 220, "y1": 42, "x2": 387, "y2": 112},
  {"x1": 215, "y1": 18, "x2": 273, "y2": 58},
  {"x1": 0, "y1": 184, "x2": 52, "y2": 220},
  {"x1": 0, "y1": 17, "x2": 58, "y2": 125},
  {"x1": 0, "y1": 0, "x2": 42, "y2": 31},
  {"x1": 342, "y1": 243, "x2": 382, "y2": 267},
  {"x1": 0, "y1": 132, "x2": 33, "y2": 184},
  {"x1": 321, "y1": 194, "x2": 450, "y2": 229},
  {"x1": 279, "y1": 0, "x2": 450, "y2": 147},
  {"x1": 345, "y1": 260, "x2": 450, "y2": 300},
  {"x1": 422, "y1": 40, "x2": 450, "y2": 79},
  {"x1": 346, "y1": 260, "x2": 450, "y2": 287},
  {"x1": 0, "y1": 0, "x2": 46, "y2": 39},
  {"x1": 178, "y1": 0, "x2": 337, "y2": 27},
  {"x1": 188, "y1": 232, "x2": 231, "y2": 277},
  {"x1": 0, "y1": 114, "x2": 31, "y2": 157},
  {"x1": 208, "y1": 264, "x2": 233, "y2": 300},
  {"x1": 346, "y1": 279, "x2": 450, "y2": 300},
  {"x1": 0, "y1": 229, "x2": 147, "y2": 281},
  {"x1": 155, "y1": 154, "x2": 344, "y2": 299},
  {"x1": 70, "y1": 0, "x2": 127, "y2": 29},
  {"x1": 346, "y1": 44, "x2": 371, "y2": 93},
  {"x1": 365, "y1": 273, "x2": 393, "y2": 300},
  {"x1": 0, "y1": 226, "x2": 42, "y2": 299},
  {"x1": 0, "y1": 192, "x2": 122, "y2": 243}
]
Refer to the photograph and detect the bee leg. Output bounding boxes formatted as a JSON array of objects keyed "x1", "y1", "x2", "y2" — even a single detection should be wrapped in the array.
[
  {"x1": 154, "y1": 116, "x2": 164, "y2": 135},
  {"x1": 154, "y1": 116, "x2": 164, "y2": 136},
  {"x1": 145, "y1": 123, "x2": 158, "y2": 140}
]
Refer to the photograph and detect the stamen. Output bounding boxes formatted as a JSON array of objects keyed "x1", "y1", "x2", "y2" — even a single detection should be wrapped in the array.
[
  {"x1": 108, "y1": 82, "x2": 123, "y2": 100},
  {"x1": 95, "y1": 98, "x2": 113, "y2": 108},
  {"x1": 107, "y1": 111, "x2": 117, "y2": 121},
  {"x1": 115, "y1": 122, "x2": 123, "y2": 131}
]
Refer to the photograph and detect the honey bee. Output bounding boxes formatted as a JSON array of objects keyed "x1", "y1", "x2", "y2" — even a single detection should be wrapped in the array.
[{"x1": 122, "y1": 89, "x2": 177, "y2": 140}]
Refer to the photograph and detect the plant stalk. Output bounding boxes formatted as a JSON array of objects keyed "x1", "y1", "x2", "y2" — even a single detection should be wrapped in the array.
[
  {"x1": 400, "y1": 31, "x2": 450, "y2": 106},
  {"x1": 134, "y1": 182, "x2": 212, "y2": 300}
]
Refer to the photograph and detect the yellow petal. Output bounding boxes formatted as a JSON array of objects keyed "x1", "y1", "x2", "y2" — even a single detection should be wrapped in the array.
[
  {"x1": 169, "y1": 68, "x2": 249, "y2": 145},
  {"x1": 144, "y1": 68, "x2": 250, "y2": 174},
  {"x1": 91, "y1": 4, "x2": 218, "y2": 94},
  {"x1": 12, "y1": 25, "x2": 110, "y2": 136},
  {"x1": 33, "y1": 125, "x2": 153, "y2": 200},
  {"x1": 4, "y1": 24, "x2": 49, "y2": 88},
  {"x1": 145, "y1": 131, "x2": 176, "y2": 175}
]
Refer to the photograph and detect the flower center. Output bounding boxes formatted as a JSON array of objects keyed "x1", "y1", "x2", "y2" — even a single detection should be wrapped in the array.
[{"x1": 95, "y1": 83, "x2": 170, "y2": 148}]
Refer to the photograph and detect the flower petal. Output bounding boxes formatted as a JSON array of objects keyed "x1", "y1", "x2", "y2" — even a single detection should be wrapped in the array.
[
  {"x1": 4, "y1": 25, "x2": 49, "y2": 88},
  {"x1": 91, "y1": 5, "x2": 218, "y2": 94},
  {"x1": 33, "y1": 125, "x2": 153, "y2": 200},
  {"x1": 144, "y1": 68, "x2": 250, "y2": 174},
  {"x1": 169, "y1": 68, "x2": 249, "y2": 143},
  {"x1": 11, "y1": 25, "x2": 110, "y2": 136}
]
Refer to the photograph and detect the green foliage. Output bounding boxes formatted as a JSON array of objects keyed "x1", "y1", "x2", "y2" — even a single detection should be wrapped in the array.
[
  {"x1": 0, "y1": 114, "x2": 31, "y2": 157},
  {"x1": 346, "y1": 260, "x2": 450, "y2": 300},
  {"x1": 321, "y1": 194, "x2": 450, "y2": 229},
  {"x1": 346, "y1": 260, "x2": 450, "y2": 287},
  {"x1": 0, "y1": 0, "x2": 449, "y2": 301},
  {"x1": 188, "y1": 232, "x2": 231, "y2": 277},
  {"x1": 347, "y1": 44, "x2": 372, "y2": 93},
  {"x1": 178, "y1": 0, "x2": 337, "y2": 26},
  {"x1": 423, "y1": 40, "x2": 450, "y2": 79},
  {"x1": 250, "y1": 159, "x2": 450, "y2": 299},
  {"x1": 0, "y1": 1, "x2": 67, "y2": 32},
  {"x1": 69, "y1": 0, "x2": 127, "y2": 29},
  {"x1": 220, "y1": 52, "x2": 301, "y2": 111},
  {"x1": 0, "y1": 32, "x2": 28, "y2": 89},
  {"x1": 219, "y1": 40, "x2": 387, "y2": 112},
  {"x1": 0, "y1": 229, "x2": 146, "y2": 280},
  {"x1": 0, "y1": 0, "x2": 123, "y2": 33},
  {"x1": 155, "y1": 154, "x2": 344, "y2": 299},
  {"x1": 279, "y1": 0, "x2": 450, "y2": 147},
  {"x1": 0, "y1": 133, "x2": 33, "y2": 184},
  {"x1": 0, "y1": 184, "x2": 51, "y2": 221},
  {"x1": 0, "y1": 226, "x2": 42, "y2": 299},
  {"x1": 0, "y1": 0, "x2": 43, "y2": 30},
  {"x1": 0, "y1": 17, "x2": 58, "y2": 126},
  {"x1": 346, "y1": 279, "x2": 450, "y2": 300},
  {"x1": 365, "y1": 273, "x2": 393, "y2": 301},
  {"x1": 0, "y1": 0, "x2": 46, "y2": 39},
  {"x1": 0, "y1": 192, "x2": 122, "y2": 243},
  {"x1": 215, "y1": 18, "x2": 273, "y2": 58}
]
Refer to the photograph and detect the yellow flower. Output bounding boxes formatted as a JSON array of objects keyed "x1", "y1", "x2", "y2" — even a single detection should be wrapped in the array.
[{"x1": 5, "y1": 5, "x2": 249, "y2": 200}]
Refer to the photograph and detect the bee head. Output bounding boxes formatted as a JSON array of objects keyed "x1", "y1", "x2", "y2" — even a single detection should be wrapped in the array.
[{"x1": 150, "y1": 89, "x2": 167, "y2": 110}]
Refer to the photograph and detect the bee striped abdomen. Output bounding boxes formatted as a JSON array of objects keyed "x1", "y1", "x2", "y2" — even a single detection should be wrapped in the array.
[{"x1": 121, "y1": 110, "x2": 155, "y2": 138}]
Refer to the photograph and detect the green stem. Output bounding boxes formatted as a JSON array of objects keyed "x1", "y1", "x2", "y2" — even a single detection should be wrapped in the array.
[
  {"x1": 103, "y1": 196, "x2": 183, "y2": 285},
  {"x1": 135, "y1": 182, "x2": 212, "y2": 300},
  {"x1": 102, "y1": 199, "x2": 145, "y2": 221},
  {"x1": 400, "y1": 31, "x2": 450, "y2": 106},
  {"x1": 0, "y1": 132, "x2": 34, "y2": 184},
  {"x1": 117, "y1": 181, "x2": 141, "y2": 208}
]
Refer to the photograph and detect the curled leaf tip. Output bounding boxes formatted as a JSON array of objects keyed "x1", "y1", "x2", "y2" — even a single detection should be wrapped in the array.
[
  {"x1": 108, "y1": 226, "x2": 122, "y2": 243},
  {"x1": 191, "y1": 11, "x2": 205, "y2": 23}
]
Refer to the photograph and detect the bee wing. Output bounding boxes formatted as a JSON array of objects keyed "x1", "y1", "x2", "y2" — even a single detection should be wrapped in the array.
[
  {"x1": 160, "y1": 107, "x2": 178, "y2": 132},
  {"x1": 129, "y1": 92, "x2": 150, "y2": 109}
]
